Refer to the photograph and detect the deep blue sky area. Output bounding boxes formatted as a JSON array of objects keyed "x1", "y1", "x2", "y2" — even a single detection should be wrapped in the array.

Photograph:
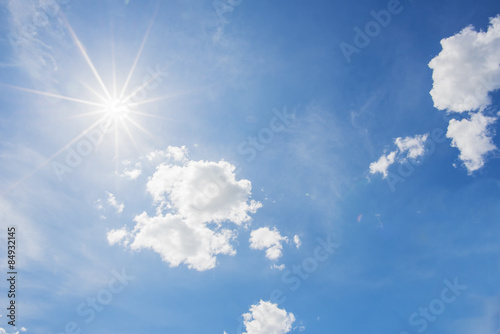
[{"x1": 0, "y1": 0, "x2": 499, "y2": 333}]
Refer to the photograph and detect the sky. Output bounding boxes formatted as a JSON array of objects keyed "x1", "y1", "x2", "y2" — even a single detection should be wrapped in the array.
[{"x1": 0, "y1": 0, "x2": 500, "y2": 333}]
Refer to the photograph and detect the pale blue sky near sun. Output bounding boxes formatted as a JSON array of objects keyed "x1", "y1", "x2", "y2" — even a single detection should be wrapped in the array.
[{"x1": 0, "y1": 0, "x2": 500, "y2": 333}]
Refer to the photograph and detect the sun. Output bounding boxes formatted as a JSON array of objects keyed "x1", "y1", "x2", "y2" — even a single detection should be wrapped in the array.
[
  {"x1": 0, "y1": 7, "x2": 175, "y2": 196},
  {"x1": 104, "y1": 98, "x2": 130, "y2": 119}
]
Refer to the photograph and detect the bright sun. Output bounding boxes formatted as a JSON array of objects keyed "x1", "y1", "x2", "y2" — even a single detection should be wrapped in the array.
[
  {"x1": 2, "y1": 10, "x2": 169, "y2": 160},
  {"x1": 105, "y1": 98, "x2": 130, "y2": 118},
  {"x1": 0, "y1": 6, "x2": 175, "y2": 196}
]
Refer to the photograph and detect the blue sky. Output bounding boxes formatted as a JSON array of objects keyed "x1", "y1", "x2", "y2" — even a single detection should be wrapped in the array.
[{"x1": 0, "y1": 0, "x2": 500, "y2": 333}]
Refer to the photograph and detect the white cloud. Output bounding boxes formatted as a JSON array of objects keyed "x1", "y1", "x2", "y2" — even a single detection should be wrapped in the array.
[
  {"x1": 0, "y1": 326, "x2": 26, "y2": 334},
  {"x1": 242, "y1": 300, "x2": 296, "y2": 334},
  {"x1": 369, "y1": 151, "x2": 397, "y2": 178},
  {"x1": 106, "y1": 192, "x2": 124, "y2": 214},
  {"x1": 107, "y1": 227, "x2": 129, "y2": 246},
  {"x1": 293, "y1": 235, "x2": 301, "y2": 249},
  {"x1": 108, "y1": 147, "x2": 262, "y2": 271},
  {"x1": 395, "y1": 134, "x2": 429, "y2": 159},
  {"x1": 129, "y1": 213, "x2": 236, "y2": 271},
  {"x1": 120, "y1": 162, "x2": 142, "y2": 180},
  {"x1": 446, "y1": 113, "x2": 498, "y2": 173},
  {"x1": 429, "y1": 15, "x2": 500, "y2": 113},
  {"x1": 271, "y1": 264, "x2": 286, "y2": 271},
  {"x1": 249, "y1": 227, "x2": 288, "y2": 260},
  {"x1": 147, "y1": 160, "x2": 261, "y2": 225},
  {"x1": 427, "y1": 16, "x2": 500, "y2": 173},
  {"x1": 146, "y1": 146, "x2": 189, "y2": 163},
  {"x1": 370, "y1": 134, "x2": 429, "y2": 178}
]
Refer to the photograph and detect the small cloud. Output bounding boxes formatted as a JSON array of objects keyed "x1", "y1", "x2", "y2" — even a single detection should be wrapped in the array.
[
  {"x1": 370, "y1": 134, "x2": 429, "y2": 178},
  {"x1": 146, "y1": 146, "x2": 189, "y2": 163},
  {"x1": 107, "y1": 227, "x2": 129, "y2": 246},
  {"x1": 293, "y1": 235, "x2": 301, "y2": 249},
  {"x1": 249, "y1": 227, "x2": 288, "y2": 260},
  {"x1": 106, "y1": 192, "x2": 125, "y2": 214},
  {"x1": 271, "y1": 264, "x2": 286, "y2": 271},
  {"x1": 369, "y1": 151, "x2": 397, "y2": 178},
  {"x1": 121, "y1": 162, "x2": 142, "y2": 180}
]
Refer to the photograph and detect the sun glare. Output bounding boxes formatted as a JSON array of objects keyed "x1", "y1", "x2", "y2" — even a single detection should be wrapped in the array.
[
  {"x1": 0, "y1": 7, "x2": 171, "y2": 196},
  {"x1": 105, "y1": 98, "x2": 130, "y2": 118}
]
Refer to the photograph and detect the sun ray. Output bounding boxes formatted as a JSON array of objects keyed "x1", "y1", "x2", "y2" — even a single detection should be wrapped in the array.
[
  {"x1": 1, "y1": 115, "x2": 110, "y2": 198},
  {"x1": 111, "y1": 21, "x2": 118, "y2": 99},
  {"x1": 119, "y1": 117, "x2": 139, "y2": 149},
  {"x1": 118, "y1": 6, "x2": 159, "y2": 100},
  {"x1": 1, "y1": 5, "x2": 167, "y2": 197},
  {"x1": 130, "y1": 85, "x2": 203, "y2": 108},
  {"x1": 65, "y1": 108, "x2": 109, "y2": 119},
  {"x1": 122, "y1": 68, "x2": 165, "y2": 105},
  {"x1": 0, "y1": 83, "x2": 105, "y2": 108},
  {"x1": 81, "y1": 82, "x2": 108, "y2": 104},
  {"x1": 128, "y1": 110, "x2": 172, "y2": 121},
  {"x1": 63, "y1": 16, "x2": 112, "y2": 100},
  {"x1": 123, "y1": 115, "x2": 153, "y2": 137},
  {"x1": 114, "y1": 121, "x2": 119, "y2": 172}
]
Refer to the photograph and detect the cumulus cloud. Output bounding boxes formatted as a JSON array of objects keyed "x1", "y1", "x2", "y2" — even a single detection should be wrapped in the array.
[
  {"x1": 147, "y1": 159, "x2": 261, "y2": 225},
  {"x1": 129, "y1": 213, "x2": 236, "y2": 271},
  {"x1": 242, "y1": 300, "x2": 296, "y2": 334},
  {"x1": 395, "y1": 134, "x2": 429, "y2": 159},
  {"x1": 447, "y1": 113, "x2": 498, "y2": 173},
  {"x1": 370, "y1": 134, "x2": 429, "y2": 178},
  {"x1": 108, "y1": 147, "x2": 262, "y2": 271},
  {"x1": 429, "y1": 15, "x2": 500, "y2": 113},
  {"x1": 369, "y1": 151, "x2": 397, "y2": 178},
  {"x1": 428, "y1": 16, "x2": 500, "y2": 173},
  {"x1": 107, "y1": 227, "x2": 129, "y2": 246},
  {"x1": 249, "y1": 227, "x2": 288, "y2": 260}
]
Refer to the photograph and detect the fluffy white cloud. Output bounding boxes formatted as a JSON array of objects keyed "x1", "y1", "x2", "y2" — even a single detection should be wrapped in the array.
[
  {"x1": 429, "y1": 16, "x2": 500, "y2": 113},
  {"x1": 147, "y1": 160, "x2": 261, "y2": 225},
  {"x1": 446, "y1": 113, "x2": 498, "y2": 173},
  {"x1": 250, "y1": 227, "x2": 288, "y2": 260},
  {"x1": 395, "y1": 134, "x2": 429, "y2": 159},
  {"x1": 242, "y1": 300, "x2": 296, "y2": 334},
  {"x1": 108, "y1": 147, "x2": 262, "y2": 271},
  {"x1": 129, "y1": 213, "x2": 236, "y2": 271},
  {"x1": 369, "y1": 151, "x2": 397, "y2": 178},
  {"x1": 107, "y1": 227, "x2": 129, "y2": 246}
]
